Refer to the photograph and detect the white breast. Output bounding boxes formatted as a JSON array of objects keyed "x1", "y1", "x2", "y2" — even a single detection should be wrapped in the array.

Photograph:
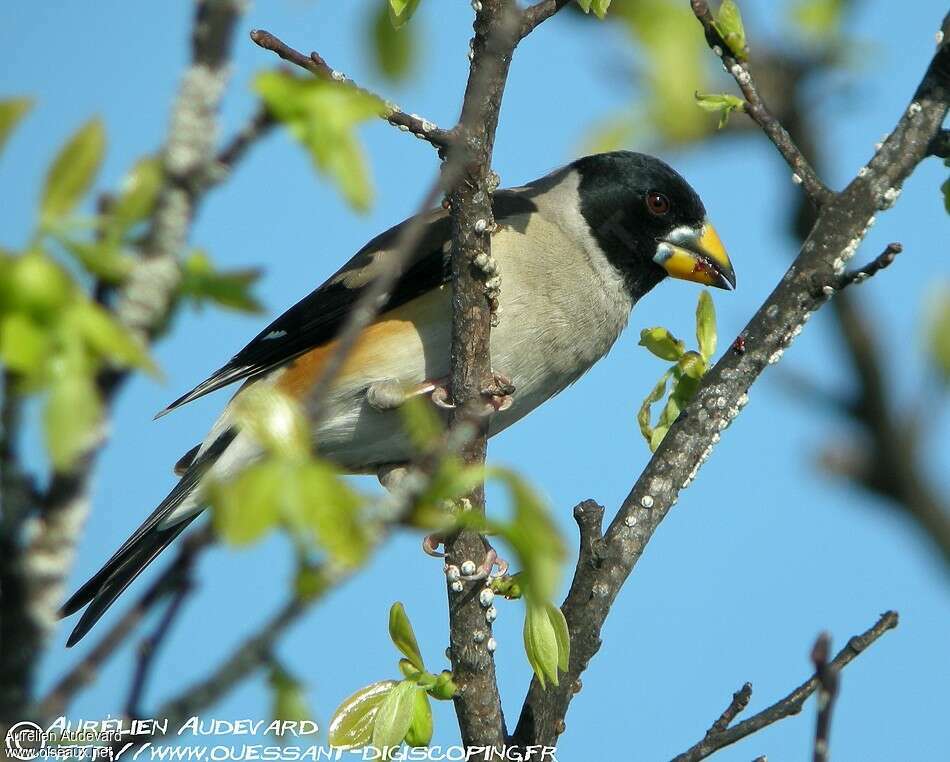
[{"x1": 312, "y1": 169, "x2": 634, "y2": 471}]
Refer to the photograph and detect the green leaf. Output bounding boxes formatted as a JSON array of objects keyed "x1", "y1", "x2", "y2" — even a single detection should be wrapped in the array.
[
  {"x1": 371, "y1": 679, "x2": 416, "y2": 754},
  {"x1": 403, "y1": 688, "x2": 432, "y2": 748},
  {"x1": 649, "y1": 425, "x2": 669, "y2": 452},
  {"x1": 694, "y1": 92, "x2": 745, "y2": 129},
  {"x1": 41, "y1": 118, "x2": 106, "y2": 222},
  {"x1": 111, "y1": 156, "x2": 162, "y2": 232},
  {"x1": 292, "y1": 461, "x2": 368, "y2": 568},
  {"x1": 44, "y1": 351, "x2": 102, "y2": 471},
  {"x1": 0, "y1": 313, "x2": 49, "y2": 377},
  {"x1": 637, "y1": 370, "x2": 670, "y2": 444},
  {"x1": 524, "y1": 602, "x2": 560, "y2": 689},
  {"x1": 58, "y1": 237, "x2": 134, "y2": 283},
  {"x1": 714, "y1": 0, "x2": 748, "y2": 61},
  {"x1": 180, "y1": 249, "x2": 263, "y2": 313},
  {"x1": 941, "y1": 175, "x2": 949, "y2": 216},
  {"x1": 695, "y1": 289, "x2": 717, "y2": 361},
  {"x1": 677, "y1": 350, "x2": 707, "y2": 381},
  {"x1": 639, "y1": 327, "x2": 685, "y2": 361},
  {"x1": 294, "y1": 563, "x2": 330, "y2": 601},
  {"x1": 428, "y1": 671, "x2": 457, "y2": 701},
  {"x1": 210, "y1": 461, "x2": 283, "y2": 546},
  {"x1": 373, "y1": 2, "x2": 414, "y2": 81},
  {"x1": 591, "y1": 0, "x2": 612, "y2": 18},
  {"x1": 489, "y1": 573, "x2": 523, "y2": 600},
  {"x1": 397, "y1": 659, "x2": 423, "y2": 681},
  {"x1": 926, "y1": 284, "x2": 950, "y2": 384},
  {"x1": 0, "y1": 98, "x2": 33, "y2": 157},
  {"x1": 492, "y1": 470, "x2": 564, "y2": 605},
  {"x1": 269, "y1": 667, "x2": 312, "y2": 725},
  {"x1": 71, "y1": 301, "x2": 158, "y2": 375},
  {"x1": 329, "y1": 680, "x2": 398, "y2": 750},
  {"x1": 254, "y1": 71, "x2": 385, "y2": 212},
  {"x1": 388, "y1": 0, "x2": 421, "y2": 29},
  {"x1": 3, "y1": 251, "x2": 75, "y2": 322},
  {"x1": 400, "y1": 396, "x2": 444, "y2": 452},
  {"x1": 547, "y1": 603, "x2": 570, "y2": 673},
  {"x1": 232, "y1": 386, "x2": 311, "y2": 460},
  {"x1": 389, "y1": 602, "x2": 425, "y2": 672},
  {"x1": 790, "y1": 0, "x2": 845, "y2": 40}
]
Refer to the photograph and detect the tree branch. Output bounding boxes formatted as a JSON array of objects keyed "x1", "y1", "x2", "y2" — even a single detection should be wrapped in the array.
[
  {"x1": 706, "y1": 682, "x2": 753, "y2": 737},
  {"x1": 513, "y1": 9, "x2": 949, "y2": 746},
  {"x1": 249, "y1": 29, "x2": 454, "y2": 153},
  {"x1": 520, "y1": 0, "x2": 572, "y2": 39},
  {"x1": 928, "y1": 128, "x2": 950, "y2": 157},
  {"x1": 0, "y1": 0, "x2": 252, "y2": 726},
  {"x1": 690, "y1": 0, "x2": 833, "y2": 206},
  {"x1": 670, "y1": 614, "x2": 896, "y2": 762},
  {"x1": 832, "y1": 242, "x2": 902, "y2": 290},
  {"x1": 35, "y1": 527, "x2": 212, "y2": 722},
  {"x1": 442, "y1": 1, "x2": 522, "y2": 750}
]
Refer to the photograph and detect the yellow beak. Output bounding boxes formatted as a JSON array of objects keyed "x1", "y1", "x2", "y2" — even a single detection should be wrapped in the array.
[{"x1": 653, "y1": 221, "x2": 736, "y2": 290}]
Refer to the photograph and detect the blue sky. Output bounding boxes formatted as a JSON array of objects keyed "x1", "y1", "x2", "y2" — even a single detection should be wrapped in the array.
[{"x1": 2, "y1": 1, "x2": 948, "y2": 759}]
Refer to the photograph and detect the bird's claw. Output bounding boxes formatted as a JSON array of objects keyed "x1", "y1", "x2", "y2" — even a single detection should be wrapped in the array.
[
  {"x1": 481, "y1": 371, "x2": 515, "y2": 413},
  {"x1": 422, "y1": 533, "x2": 446, "y2": 557},
  {"x1": 431, "y1": 385, "x2": 455, "y2": 409}
]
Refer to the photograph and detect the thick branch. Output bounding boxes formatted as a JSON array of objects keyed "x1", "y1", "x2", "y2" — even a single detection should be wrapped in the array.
[
  {"x1": 690, "y1": 0, "x2": 833, "y2": 206},
  {"x1": 0, "y1": 0, "x2": 253, "y2": 727},
  {"x1": 442, "y1": 1, "x2": 521, "y2": 750},
  {"x1": 670, "y1": 613, "x2": 896, "y2": 762},
  {"x1": 249, "y1": 29, "x2": 453, "y2": 153},
  {"x1": 513, "y1": 10, "x2": 949, "y2": 746}
]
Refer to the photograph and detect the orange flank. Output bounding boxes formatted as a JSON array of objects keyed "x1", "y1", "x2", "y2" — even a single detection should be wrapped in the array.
[{"x1": 273, "y1": 287, "x2": 446, "y2": 399}]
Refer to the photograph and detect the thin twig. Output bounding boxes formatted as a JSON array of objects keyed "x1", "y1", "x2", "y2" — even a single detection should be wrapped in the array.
[
  {"x1": 928, "y1": 128, "x2": 949, "y2": 158},
  {"x1": 35, "y1": 527, "x2": 213, "y2": 721},
  {"x1": 706, "y1": 682, "x2": 753, "y2": 736},
  {"x1": 124, "y1": 566, "x2": 197, "y2": 718},
  {"x1": 670, "y1": 612, "x2": 898, "y2": 762},
  {"x1": 520, "y1": 0, "x2": 572, "y2": 39},
  {"x1": 810, "y1": 633, "x2": 839, "y2": 762},
  {"x1": 689, "y1": 0, "x2": 833, "y2": 205},
  {"x1": 513, "y1": 8, "x2": 949, "y2": 746},
  {"x1": 211, "y1": 106, "x2": 276, "y2": 181},
  {"x1": 833, "y1": 242, "x2": 902, "y2": 290},
  {"x1": 249, "y1": 29, "x2": 454, "y2": 153}
]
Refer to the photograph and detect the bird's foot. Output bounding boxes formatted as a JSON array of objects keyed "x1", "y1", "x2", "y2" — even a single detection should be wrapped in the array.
[
  {"x1": 424, "y1": 536, "x2": 510, "y2": 581},
  {"x1": 422, "y1": 533, "x2": 447, "y2": 557},
  {"x1": 367, "y1": 377, "x2": 454, "y2": 411},
  {"x1": 456, "y1": 546, "x2": 509, "y2": 581},
  {"x1": 481, "y1": 371, "x2": 515, "y2": 412}
]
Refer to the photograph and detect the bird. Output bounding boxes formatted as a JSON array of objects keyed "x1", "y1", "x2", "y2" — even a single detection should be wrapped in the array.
[{"x1": 60, "y1": 151, "x2": 735, "y2": 646}]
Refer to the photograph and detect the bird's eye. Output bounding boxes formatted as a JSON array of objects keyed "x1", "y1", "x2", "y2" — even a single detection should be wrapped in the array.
[{"x1": 646, "y1": 191, "x2": 670, "y2": 216}]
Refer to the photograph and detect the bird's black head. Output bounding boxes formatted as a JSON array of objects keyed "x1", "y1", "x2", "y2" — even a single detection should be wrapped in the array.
[{"x1": 573, "y1": 151, "x2": 735, "y2": 297}]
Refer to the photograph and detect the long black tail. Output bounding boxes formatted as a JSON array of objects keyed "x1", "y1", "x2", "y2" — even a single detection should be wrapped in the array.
[{"x1": 60, "y1": 432, "x2": 234, "y2": 647}]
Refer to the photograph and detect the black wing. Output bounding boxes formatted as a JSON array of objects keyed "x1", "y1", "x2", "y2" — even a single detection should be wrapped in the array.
[
  {"x1": 155, "y1": 210, "x2": 452, "y2": 417},
  {"x1": 155, "y1": 191, "x2": 539, "y2": 418}
]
